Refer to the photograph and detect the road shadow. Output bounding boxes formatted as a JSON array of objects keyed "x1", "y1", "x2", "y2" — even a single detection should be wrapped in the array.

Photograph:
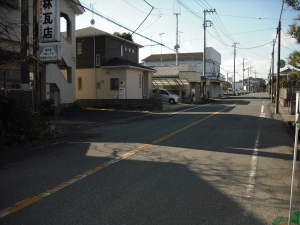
[
  {"x1": 0, "y1": 93, "x2": 295, "y2": 224},
  {"x1": 0, "y1": 156, "x2": 268, "y2": 225}
]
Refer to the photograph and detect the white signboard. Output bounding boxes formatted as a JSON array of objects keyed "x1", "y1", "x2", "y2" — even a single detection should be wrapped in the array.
[
  {"x1": 39, "y1": 45, "x2": 62, "y2": 62},
  {"x1": 38, "y1": 0, "x2": 60, "y2": 42}
]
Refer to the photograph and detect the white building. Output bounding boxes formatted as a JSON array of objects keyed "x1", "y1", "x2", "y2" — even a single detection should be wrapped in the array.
[
  {"x1": 142, "y1": 47, "x2": 225, "y2": 100},
  {"x1": 39, "y1": 0, "x2": 85, "y2": 106},
  {"x1": 0, "y1": 0, "x2": 84, "y2": 107}
]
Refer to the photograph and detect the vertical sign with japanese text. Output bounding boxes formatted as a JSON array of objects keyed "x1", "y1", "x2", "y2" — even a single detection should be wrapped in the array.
[{"x1": 38, "y1": 0, "x2": 60, "y2": 42}]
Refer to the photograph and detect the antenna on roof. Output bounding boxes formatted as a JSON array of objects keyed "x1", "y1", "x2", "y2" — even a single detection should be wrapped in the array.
[
  {"x1": 173, "y1": 1, "x2": 181, "y2": 66},
  {"x1": 90, "y1": 2, "x2": 97, "y2": 26}
]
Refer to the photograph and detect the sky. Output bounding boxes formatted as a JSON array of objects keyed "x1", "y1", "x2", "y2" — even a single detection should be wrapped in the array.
[{"x1": 72, "y1": 0, "x2": 299, "y2": 81}]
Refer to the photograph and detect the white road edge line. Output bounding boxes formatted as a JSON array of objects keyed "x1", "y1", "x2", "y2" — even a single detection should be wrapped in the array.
[
  {"x1": 168, "y1": 105, "x2": 204, "y2": 115},
  {"x1": 244, "y1": 101, "x2": 263, "y2": 216},
  {"x1": 260, "y1": 101, "x2": 265, "y2": 118},
  {"x1": 243, "y1": 129, "x2": 260, "y2": 216}
]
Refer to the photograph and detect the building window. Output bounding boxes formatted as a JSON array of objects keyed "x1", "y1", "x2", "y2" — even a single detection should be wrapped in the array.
[
  {"x1": 121, "y1": 46, "x2": 123, "y2": 56},
  {"x1": 1, "y1": 0, "x2": 18, "y2": 8},
  {"x1": 132, "y1": 48, "x2": 135, "y2": 53},
  {"x1": 96, "y1": 54, "x2": 100, "y2": 66},
  {"x1": 78, "y1": 77, "x2": 82, "y2": 90},
  {"x1": 125, "y1": 46, "x2": 127, "y2": 51},
  {"x1": 77, "y1": 42, "x2": 82, "y2": 54},
  {"x1": 110, "y1": 78, "x2": 119, "y2": 90},
  {"x1": 129, "y1": 48, "x2": 131, "y2": 52}
]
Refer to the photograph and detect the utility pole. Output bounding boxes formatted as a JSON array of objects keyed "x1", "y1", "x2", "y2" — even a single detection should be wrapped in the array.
[
  {"x1": 33, "y1": 0, "x2": 39, "y2": 106},
  {"x1": 248, "y1": 67, "x2": 250, "y2": 93},
  {"x1": 232, "y1": 42, "x2": 239, "y2": 95},
  {"x1": 254, "y1": 70, "x2": 257, "y2": 92},
  {"x1": 243, "y1": 58, "x2": 247, "y2": 91},
  {"x1": 247, "y1": 66, "x2": 252, "y2": 93},
  {"x1": 21, "y1": 0, "x2": 30, "y2": 91},
  {"x1": 203, "y1": 9, "x2": 215, "y2": 99},
  {"x1": 174, "y1": 1, "x2": 181, "y2": 66},
  {"x1": 271, "y1": 39, "x2": 275, "y2": 103},
  {"x1": 159, "y1": 33, "x2": 164, "y2": 66},
  {"x1": 275, "y1": 21, "x2": 281, "y2": 114}
]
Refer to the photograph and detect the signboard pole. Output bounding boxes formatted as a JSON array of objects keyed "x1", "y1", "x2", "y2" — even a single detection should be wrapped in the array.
[{"x1": 288, "y1": 123, "x2": 299, "y2": 225}]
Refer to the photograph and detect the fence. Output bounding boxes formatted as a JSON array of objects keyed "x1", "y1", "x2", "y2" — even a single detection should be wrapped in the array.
[
  {"x1": 279, "y1": 88, "x2": 300, "y2": 115},
  {"x1": 0, "y1": 89, "x2": 37, "y2": 109}
]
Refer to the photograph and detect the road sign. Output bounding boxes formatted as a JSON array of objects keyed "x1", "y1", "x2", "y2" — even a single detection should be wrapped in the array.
[{"x1": 280, "y1": 60, "x2": 285, "y2": 68}]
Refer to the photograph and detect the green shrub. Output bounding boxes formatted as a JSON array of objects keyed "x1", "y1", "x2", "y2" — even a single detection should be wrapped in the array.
[
  {"x1": 0, "y1": 97, "x2": 43, "y2": 149},
  {"x1": 0, "y1": 97, "x2": 61, "y2": 149},
  {"x1": 38, "y1": 98, "x2": 57, "y2": 127}
]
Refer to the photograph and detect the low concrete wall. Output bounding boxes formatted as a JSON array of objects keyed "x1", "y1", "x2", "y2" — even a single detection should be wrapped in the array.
[{"x1": 77, "y1": 99, "x2": 163, "y2": 111}]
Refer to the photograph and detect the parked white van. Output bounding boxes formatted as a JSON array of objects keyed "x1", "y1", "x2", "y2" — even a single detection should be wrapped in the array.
[{"x1": 153, "y1": 88, "x2": 180, "y2": 104}]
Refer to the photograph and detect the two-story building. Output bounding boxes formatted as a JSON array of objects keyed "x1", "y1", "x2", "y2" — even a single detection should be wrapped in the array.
[
  {"x1": 142, "y1": 47, "x2": 225, "y2": 101},
  {"x1": 0, "y1": 0, "x2": 84, "y2": 107},
  {"x1": 75, "y1": 27, "x2": 155, "y2": 100}
]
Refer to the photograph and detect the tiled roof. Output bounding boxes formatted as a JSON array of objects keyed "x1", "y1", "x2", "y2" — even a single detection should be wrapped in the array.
[
  {"x1": 75, "y1": 27, "x2": 143, "y2": 47},
  {"x1": 102, "y1": 57, "x2": 156, "y2": 72},
  {"x1": 151, "y1": 66, "x2": 179, "y2": 78},
  {"x1": 280, "y1": 68, "x2": 299, "y2": 74},
  {"x1": 75, "y1": 27, "x2": 108, "y2": 37},
  {"x1": 142, "y1": 52, "x2": 203, "y2": 62}
]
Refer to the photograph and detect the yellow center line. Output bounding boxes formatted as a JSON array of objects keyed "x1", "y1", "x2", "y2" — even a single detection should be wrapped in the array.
[{"x1": 0, "y1": 103, "x2": 236, "y2": 219}]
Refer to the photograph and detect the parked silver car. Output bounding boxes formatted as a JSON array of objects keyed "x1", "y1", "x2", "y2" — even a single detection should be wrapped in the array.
[
  {"x1": 227, "y1": 88, "x2": 233, "y2": 95},
  {"x1": 153, "y1": 88, "x2": 180, "y2": 104}
]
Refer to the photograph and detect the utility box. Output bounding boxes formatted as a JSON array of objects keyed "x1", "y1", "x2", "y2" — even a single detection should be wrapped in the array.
[
  {"x1": 119, "y1": 88, "x2": 125, "y2": 99},
  {"x1": 290, "y1": 92, "x2": 296, "y2": 115}
]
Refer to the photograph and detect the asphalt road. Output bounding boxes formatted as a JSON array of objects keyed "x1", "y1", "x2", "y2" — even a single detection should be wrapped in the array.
[{"x1": 0, "y1": 92, "x2": 298, "y2": 225}]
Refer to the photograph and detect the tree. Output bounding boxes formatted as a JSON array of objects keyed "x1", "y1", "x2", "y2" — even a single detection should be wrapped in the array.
[
  {"x1": 285, "y1": 0, "x2": 300, "y2": 10},
  {"x1": 288, "y1": 51, "x2": 300, "y2": 69},
  {"x1": 288, "y1": 17, "x2": 300, "y2": 43},
  {"x1": 278, "y1": 72, "x2": 300, "y2": 88},
  {"x1": 285, "y1": 0, "x2": 300, "y2": 68},
  {"x1": 0, "y1": 4, "x2": 22, "y2": 64},
  {"x1": 113, "y1": 32, "x2": 134, "y2": 42}
]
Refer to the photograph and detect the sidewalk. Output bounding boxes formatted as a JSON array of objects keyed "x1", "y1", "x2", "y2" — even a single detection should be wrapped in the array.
[{"x1": 280, "y1": 104, "x2": 296, "y2": 124}]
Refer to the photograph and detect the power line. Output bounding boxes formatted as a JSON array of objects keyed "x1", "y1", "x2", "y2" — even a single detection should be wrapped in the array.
[
  {"x1": 206, "y1": 29, "x2": 232, "y2": 47},
  {"x1": 176, "y1": 0, "x2": 203, "y2": 21},
  {"x1": 75, "y1": 1, "x2": 173, "y2": 50},
  {"x1": 237, "y1": 41, "x2": 274, "y2": 49},
  {"x1": 217, "y1": 13, "x2": 293, "y2": 20},
  {"x1": 123, "y1": 0, "x2": 161, "y2": 16},
  {"x1": 212, "y1": 12, "x2": 237, "y2": 43},
  {"x1": 282, "y1": 29, "x2": 297, "y2": 51}
]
